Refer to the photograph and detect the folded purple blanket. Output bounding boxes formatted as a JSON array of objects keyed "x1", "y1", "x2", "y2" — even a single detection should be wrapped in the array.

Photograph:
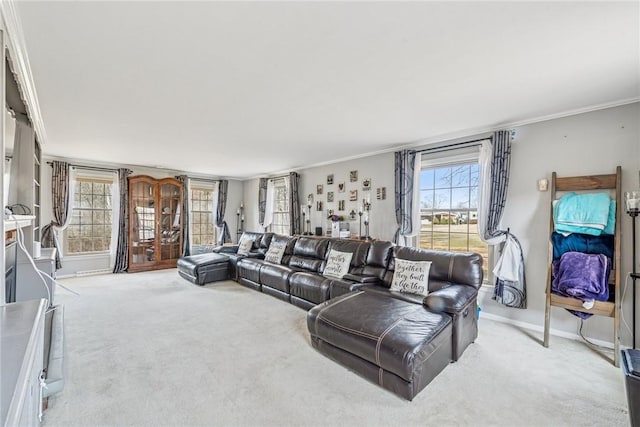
[{"x1": 552, "y1": 251, "x2": 611, "y2": 319}]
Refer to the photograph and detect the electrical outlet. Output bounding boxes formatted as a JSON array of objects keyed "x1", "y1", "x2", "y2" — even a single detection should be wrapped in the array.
[{"x1": 537, "y1": 178, "x2": 549, "y2": 192}]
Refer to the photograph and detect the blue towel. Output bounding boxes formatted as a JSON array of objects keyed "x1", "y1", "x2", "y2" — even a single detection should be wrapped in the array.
[
  {"x1": 553, "y1": 192, "x2": 613, "y2": 236},
  {"x1": 551, "y1": 232, "x2": 614, "y2": 260}
]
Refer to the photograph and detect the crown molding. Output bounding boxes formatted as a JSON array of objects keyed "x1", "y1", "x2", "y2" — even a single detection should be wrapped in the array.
[
  {"x1": 0, "y1": 0, "x2": 47, "y2": 145},
  {"x1": 241, "y1": 97, "x2": 640, "y2": 181}
]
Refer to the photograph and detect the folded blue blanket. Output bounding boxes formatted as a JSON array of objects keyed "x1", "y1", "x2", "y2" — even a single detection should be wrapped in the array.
[
  {"x1": 553, "y1": 192, "x2": 613, "y2": 236},
  {"x1": 551, "y1": 251, "x2": 611, "y2": 319},
  {"x1": 551, "y1": 232, "x2": 614, "y2": 260}
]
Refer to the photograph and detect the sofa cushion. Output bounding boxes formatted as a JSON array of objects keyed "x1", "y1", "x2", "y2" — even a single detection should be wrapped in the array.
[
  {"x1": 257, "y1": 233, "x2": 274, "y2": 256},
  {"x1": 326, "y1": 240, "x2": 370, "y2": 270},
  {"x1": 264, "y1": 239, "x2": 287, "y2": 264},
  {"x1": 237, "y1": 258, "x2": 265, "y2": 284},
  {"x1": 289, "y1": 272, "x2": 332, "y2": 305},
  {"x1": 260, "y1": 263, "x2": 299, "y2": 293},
  {"x1": 289, "y1": 237, "x2": 329, "y2": 272},
  {"x1": 390, "y1": 259, "x2": 431, "y2": 297},
  {"x1": 353, "y1": 240, "x2": 393, "y2": 278},
  {"x1": 383, "y1": 246, "x2": 483, "y2": 290},
  {"x1": 323, "y1": 249, "x2": 353, "y2": 279},
  {"x1": 237, "y1": 234, "x2": 254, "y2": 255}
]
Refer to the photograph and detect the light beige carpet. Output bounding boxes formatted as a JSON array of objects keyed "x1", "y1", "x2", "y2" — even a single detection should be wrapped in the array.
[{"x1": 43, "y1": 269, "x2": 630, "y2": 426}]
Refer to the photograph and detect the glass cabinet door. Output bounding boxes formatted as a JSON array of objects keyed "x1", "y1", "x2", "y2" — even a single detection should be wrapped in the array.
[
  {"x1": 159, "y1": 181, "x2": 182, "y2": 261},
  {"x1": 130, "y1": 178, "x2": 156, "y2": 267}
]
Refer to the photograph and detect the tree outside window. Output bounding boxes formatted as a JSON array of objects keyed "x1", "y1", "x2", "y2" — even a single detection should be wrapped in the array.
[
  {"x1": 65, "y1": 177, "x2": 113, "y2": 254},
  {"x1": 419, "y1": 162, "x2": 488, "y2": 277}
]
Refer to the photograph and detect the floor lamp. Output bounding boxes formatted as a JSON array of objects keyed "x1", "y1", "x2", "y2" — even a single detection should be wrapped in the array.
[{"x1": 626, "y1": 191, "x2": 640, "y2": 349}]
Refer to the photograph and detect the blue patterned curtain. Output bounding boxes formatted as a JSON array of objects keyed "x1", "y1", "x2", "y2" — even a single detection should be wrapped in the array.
[
  {"x1": 113, "y1": 168, "x2": 133, "y2": 272},
  {"x1": 289, "y1": 172, "x2": 301, "y2": 235},
  {"x1": 216, "y1": 180, "x2": 232, "y2": 244},
  {"x1": 41, "y1": 161, "x2": 71, "y2": 270},
  {"x1": 258, "y1": 178, "x2": 268, "y2": 226},
  {"x1": 479, "y1": 130, "x2": 526, "y2": 309},
  {"x1": 394, "y1": 150, "x2": 417, "y2": 244}
]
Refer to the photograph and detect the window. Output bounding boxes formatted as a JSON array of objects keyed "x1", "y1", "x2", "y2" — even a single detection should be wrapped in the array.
[
  {"x1": 419, "y1": 158, "x2": 489, "y2": 279},
  {"x1": 190, "y1": 184, "x2": 217, "y2": 253},
  {"x1": 270, "y1": 179, "x2": 290, "y2": 235},
  {"x1": 65, "y1": 177, "x2": 113, "y2": 254}
]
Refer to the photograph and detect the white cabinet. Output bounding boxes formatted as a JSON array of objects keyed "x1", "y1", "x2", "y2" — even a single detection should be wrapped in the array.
[
  {"x1": 15, "y1": 248, "x2": 56, "y2": 306},
  {"x1": 1, "y1": 299, "x2": 47, "y2": 427}
]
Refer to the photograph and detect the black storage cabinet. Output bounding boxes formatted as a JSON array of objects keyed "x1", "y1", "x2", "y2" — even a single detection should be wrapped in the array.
[{"x1": 622, "y1": 349, "x2": 640, "y2": 427}]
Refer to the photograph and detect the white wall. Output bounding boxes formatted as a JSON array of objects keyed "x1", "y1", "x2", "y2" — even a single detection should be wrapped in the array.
[
  {"x1": 243, "y1": 153, "x2": 396, "y2": 240},
  {"x1": 480, "y1": 102, "x2": 639, "y2": 346},
  {"x1": 40, "y1": 159, "x2": 243, "y2": 276}
]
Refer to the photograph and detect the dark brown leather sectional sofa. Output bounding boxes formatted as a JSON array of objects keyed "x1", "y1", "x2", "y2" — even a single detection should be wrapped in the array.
[{"x1": 184, "y1": 231, "x2": 483, "y2": 400}]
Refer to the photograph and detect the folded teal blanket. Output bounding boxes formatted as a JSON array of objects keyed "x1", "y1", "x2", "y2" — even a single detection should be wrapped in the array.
[{"x1": 553, "y1": 192, "x2": 615, "y2": 236}]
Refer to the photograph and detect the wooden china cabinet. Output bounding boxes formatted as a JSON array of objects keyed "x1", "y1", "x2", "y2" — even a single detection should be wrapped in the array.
[{"x1": 128, "y1": 175, "x2": 184, "y2": 272}]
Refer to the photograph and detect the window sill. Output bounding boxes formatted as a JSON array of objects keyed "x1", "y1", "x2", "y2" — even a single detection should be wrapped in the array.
[{"x1": 65, "y1": 251, "x2": 110, "y2": 259}]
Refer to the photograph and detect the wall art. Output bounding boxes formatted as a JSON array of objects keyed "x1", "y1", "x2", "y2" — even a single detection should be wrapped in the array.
[
  {"x1": 327, "y1": 191, "x2": 334, "y2": 202},
  {"x1": 362, "y1": 178, "x2": 371, "y2": 190}
]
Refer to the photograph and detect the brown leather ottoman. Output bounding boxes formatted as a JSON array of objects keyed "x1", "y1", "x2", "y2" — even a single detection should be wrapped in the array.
[{"x1": 307, "y1": 290, "x2": 452, "y2": 400}]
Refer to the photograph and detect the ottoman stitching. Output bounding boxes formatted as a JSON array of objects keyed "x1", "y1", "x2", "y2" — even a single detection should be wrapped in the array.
[
  {"x1": 375, "y1": 318, "x2": 403, "y2": 366},
  {"x1": 318, "y1": 316, "x2": 379, "y2": 341},
  {"x1": 314, "y1": 291, "x2": 363, "y2": 335},
  {"x1": 402, "y1": 329, "x2": 447, "y2": 378}
]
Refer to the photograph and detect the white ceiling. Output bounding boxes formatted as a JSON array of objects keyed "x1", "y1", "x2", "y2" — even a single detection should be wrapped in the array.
[{"x1": 14, "y1": 1, "x2": 640, "y2": 179}]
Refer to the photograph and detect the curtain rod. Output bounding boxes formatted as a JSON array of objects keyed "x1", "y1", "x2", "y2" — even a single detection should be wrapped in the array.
[
  {"x1": 47, "y1": 161, "x2": 117, "y2": 173},
  {"x1": 189, "y1": 177, "x2": 220, "y2": 184},
  {"x1": 416, "y1": 137, "x2": 491, "y2": 155},
  {"x1": 269, "y1": 173, "x2": 290, "y2": 181}
]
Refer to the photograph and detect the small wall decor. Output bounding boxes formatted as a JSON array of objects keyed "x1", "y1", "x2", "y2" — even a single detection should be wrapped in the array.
[
  {"x1": 327, "y1": 174, "x2": 334, "y2": 185},
  {"x1": 362, "y1": 178, "x2": 371, "y2": 191},
  {"x1": 376, "y1": 187, "x2": 387, "y2": 200},
  {"x1": 338, "y1": 182, "x2": 345, "y2": 192},
  {"x1": 349, "y1": 189, "x2": 358, "y2": 201},
  {"x1": 327, "y1": 209, "x2": 334, "y2": 217},
  {"x1": 338, "y1": 200, "x2": 345, "y2": 211},
  {"x1": 317, "y1": 201, "x2": 323, "y2": 211},
  {"x1": 350, "y1": 170, "x2": 358, "y2": 182},
  {"x1": 349, "y1": 209, "x2": 357, "y2": 220},
  {"x1": 317, "y1": 184, "x2": 323, "y2": 195},
  {"x1": 327, "y1": 191, "x2": 334, "y2": 202}
]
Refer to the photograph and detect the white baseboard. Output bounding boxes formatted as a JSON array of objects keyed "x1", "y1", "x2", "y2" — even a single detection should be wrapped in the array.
[
  {"x1": 56, "y1": 269, "x2": 111, "y2": 279},
  {"x1": 479, "y1": 311, "x2": 616, "y2": 350}
]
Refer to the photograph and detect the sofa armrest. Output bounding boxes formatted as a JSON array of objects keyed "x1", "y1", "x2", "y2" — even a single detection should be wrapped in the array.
[
  {"x1": 213, "y1": 245, "x2": 239, "y2": 254},
  {"x1": 245, "y1": 252, "x2": 264, "y2": 259},
  {"x1": 329, "y1": 279, "x2": 375, "y2": 299},
  {"x1": 423, "y1": 284, "x2": 477, "y2": 315},
  {"x1": 342, "y1": 273, "x2": 381, "y2": 284}
]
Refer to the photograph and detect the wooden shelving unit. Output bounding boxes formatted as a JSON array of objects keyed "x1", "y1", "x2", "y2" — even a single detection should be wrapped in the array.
[{"x1": 543, "y1": 167, "x2": 621, "y2": 366}]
